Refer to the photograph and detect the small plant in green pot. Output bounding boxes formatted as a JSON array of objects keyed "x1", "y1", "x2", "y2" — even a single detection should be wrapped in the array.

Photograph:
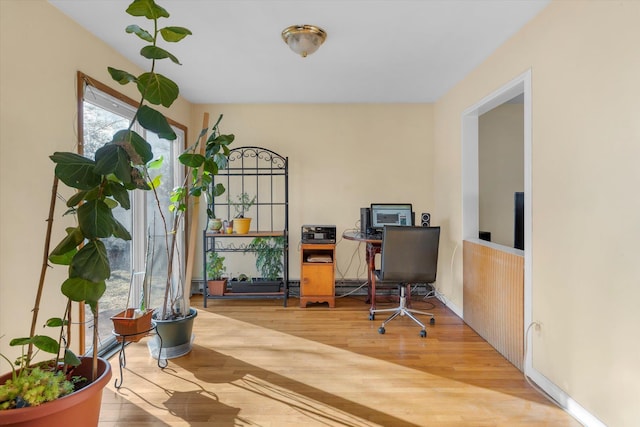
[
  {"x1": 206, "y1": 252, "x2": 227, "y2": 296},
  {"x1": 230, "y1": 192, "x2": 256, "y2": 234},
  {"x1": 207, "y1": 216, "x2": 223, "y2": 233}
]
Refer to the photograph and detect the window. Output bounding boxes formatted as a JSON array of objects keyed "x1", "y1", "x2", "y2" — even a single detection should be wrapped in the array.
[{"x1": 78, "y1": 72, "x2": 185, "y2": 355}]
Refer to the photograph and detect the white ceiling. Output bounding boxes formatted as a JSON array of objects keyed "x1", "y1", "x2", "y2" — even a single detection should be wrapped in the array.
[{"x1": 49, "y1": 0, "x2": 549, "y2": 104}]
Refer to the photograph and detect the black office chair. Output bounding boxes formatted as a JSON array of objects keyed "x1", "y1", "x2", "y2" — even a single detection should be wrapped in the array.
[{"x1": 369, "y1": 225, "x2": 440, "y2": 337}]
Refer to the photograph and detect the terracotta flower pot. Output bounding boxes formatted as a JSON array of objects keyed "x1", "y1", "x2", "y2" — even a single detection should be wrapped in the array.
[
  {"x1": 207, "y1": 278, "x2": 227, "y2": 296},
  {"x1": 111, "y1": 308, "x2": 154, "y2": 342},
  {"x1": 0, "y1": 356, "x2": 112, "y2": 427}
]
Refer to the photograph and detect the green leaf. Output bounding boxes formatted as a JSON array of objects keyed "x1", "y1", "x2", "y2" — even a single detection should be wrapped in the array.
[
  {"x1": 140, "y1": 45, "x2": 181, "y2": 65},
  {"x1": 112, "y1": 219, "x2": 132, "y2": 241},
  {"x1": 160, "y1": 26, "x2": 192, "y2": 42},
  {"x1": 211, "y1": 183, "x2": 226, "y2": 197},
  {"x1": 64, "y1": 349, "x2": 81, "y2": 367},
  {"x1": 71, "y1": 240, "x2": 110, "y2": 283},
  {"x1": 150, "y1": 174, "x2": 162, "y2": 189},
  {"x1": 95, "y1": 144, "x2": 132, "y2": 184},
  {"x1": 61, "y1": 277, "x2": 106, "y2": 305},
  {"x1": 9, "y1": 337, "x2": 31, "y2": 347},
  {"x1": 10, "y1": 335, "x2": 60, "y2": 354},
  {"x1": 147, "y1": 156, "x2": 163, "y2": 169},
  {"x1": 32, "y1": 335, "x2": 61, "y2": 354},
  {"x1": 170, "y1": 186, "x2": 185, "y2": 202},
  {"x1": 111, "y1": 129, "x2": 153, "y2": 165},
  {"x1": 77, "y1": 200, "x2": 114, "y2": 239},
  {"x1": 48, "y1": 248, "x2": 76, "y2": 266},
  {"x1": 136, "y1": 105, "x2": 176, "y2": 140},
  {"x1": 179, "y1": 153, "x2": 205, "y2": 168},
  {"x1": 103, "y1": 198, "x2": 118, "y2": 209},
  {"x1": 214, "y1": 153, "x2": 228, "y2": 170},
  {"x1": 126, "y1": 0, "x2": 170, "y2": 20},
  {"x1": 45, "y1": 318, "x2": 66, "y2": 327},
  {"x1": 50, "y1": 227, "x2": 84, "y2": 260},
  {"x1": 137, "y1": 72, "x2": 179, "y2": 108},
  {"x1": 208, "y1": 133, "x2": 235, "y2": 146},
  {"x1": 202, "y1": 158, "x2": 218, "y2": 175},
  {"x1": 107, "y1": 67, "x2": 137, "y2": 85},
  {"x1": 66, "y1": 190, "x2": 87, "y2": 207},
  {"x1": 50, "y1": 152, "x2": 101, "y2": 190},
  {"x1": 201, "y1": 171, "x2": 212, "y2": 186},
  {"x1": 84, "y1": 187, "x2": 101, "y2": 202},
  {"x1": 108, "y1": 181, "x2": 131, "y2": 210},
  {"x1": 126, "y1": 24, "x2": 153, "y2": 42}
]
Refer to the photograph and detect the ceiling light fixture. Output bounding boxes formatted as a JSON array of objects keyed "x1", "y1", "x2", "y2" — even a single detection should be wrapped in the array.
[{"x1": 281, "y1": 25, "x2": 327, "y2": 58}]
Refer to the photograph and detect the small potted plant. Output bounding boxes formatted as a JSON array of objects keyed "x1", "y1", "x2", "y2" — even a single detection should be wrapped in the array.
[
  {"x1": 206, "y1": 252, "x2": 227, "y2": 296},
  {"x1": 230, "y1": 192, "x2": 255, "y2": 234},
  {"x1": 245, "y1": 236, "x2": 285, "y2": 292},
  {"x1": 207, "y1": 218, "x2": 223, "y2": 232}
]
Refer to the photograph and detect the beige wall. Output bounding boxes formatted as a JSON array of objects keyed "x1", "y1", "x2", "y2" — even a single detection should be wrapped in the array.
[
  {"x1": 434, "y1": 1, "x2": 640, "y2": 425},
  {"x1": 0, "y1": 1, "x2": 191, "y2": 363},
  {"x1": 190, "y1": 104, "x2": 434, "y2": 282},
  {"x1": 479, "y1": 103, "x2": 524, "y2": 247}
]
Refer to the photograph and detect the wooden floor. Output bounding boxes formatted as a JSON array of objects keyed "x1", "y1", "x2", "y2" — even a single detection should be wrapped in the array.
[{"x1": 99, "y1": 294, "x2": 580, "y2": 426}]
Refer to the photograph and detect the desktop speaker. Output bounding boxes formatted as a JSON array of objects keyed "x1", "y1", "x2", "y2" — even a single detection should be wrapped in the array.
[
  {"x1": 421, "y1": 212, "x2": 431, "y2": 227},
  {"x1": 360, "y1": 207, "x2": 371, "y2": 233}
]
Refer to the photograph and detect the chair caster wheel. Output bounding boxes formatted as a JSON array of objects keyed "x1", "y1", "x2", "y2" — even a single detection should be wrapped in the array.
[
  {"x1": 369, "y1": 312, "x2": 375, "y2": 321},
  {"x1": 430, "y1": 318, "x2": 435, "y2": 325},
  {"x1": 378, "y1": 326, "x2": 386, "y2": 334},
  {"x1": 420, "y1": 330, "x2": 427, "y2": 338}
]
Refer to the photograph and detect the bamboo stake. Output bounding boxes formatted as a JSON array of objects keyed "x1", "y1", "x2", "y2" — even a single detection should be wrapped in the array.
[
  {"x1": 183, "y1": 112, "x2": 210, "y2": 308},
  {"x1": 27, "y1": 176, "x2": 59, "y2": 363}
]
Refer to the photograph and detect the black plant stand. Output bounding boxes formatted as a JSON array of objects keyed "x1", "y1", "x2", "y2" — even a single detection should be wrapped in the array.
[
  {"x1": 202, "y1": 146, "x2": 289, "y2": 307},
  {"x1": 112, "y1": 322, "x2": 167, "y2": 389}
]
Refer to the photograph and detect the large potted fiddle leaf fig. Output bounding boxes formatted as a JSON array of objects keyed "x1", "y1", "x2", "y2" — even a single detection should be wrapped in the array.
[
  {"x1": 0, "y1": 0, "x2": 232, "y2": 424},
  {"x1": 148, "y1": 112, "x2": 233, "y2": 359}
]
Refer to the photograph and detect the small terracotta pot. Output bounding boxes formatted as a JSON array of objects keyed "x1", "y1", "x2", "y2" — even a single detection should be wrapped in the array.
[{"x1": 207, "y1": 278, "x2": 228, "y2": 296}]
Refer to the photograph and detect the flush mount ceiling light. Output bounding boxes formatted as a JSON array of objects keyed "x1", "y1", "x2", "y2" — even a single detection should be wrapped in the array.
[{"x1": 281, "y1": 25, "x2": 327, "y2": 58}]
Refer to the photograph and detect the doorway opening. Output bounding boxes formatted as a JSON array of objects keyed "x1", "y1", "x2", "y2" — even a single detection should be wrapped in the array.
[{"x1": 461, "y1": 69, "x2": 532, "y2": 372}]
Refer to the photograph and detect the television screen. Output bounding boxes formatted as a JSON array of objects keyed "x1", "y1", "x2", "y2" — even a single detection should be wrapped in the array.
[{"x1": 514, "y1": 192, "x2": 524, "y2": 250}]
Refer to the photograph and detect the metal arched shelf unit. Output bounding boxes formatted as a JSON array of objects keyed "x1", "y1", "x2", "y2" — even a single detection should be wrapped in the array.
[{"x1": 202, "y1": 146, "x2": 289, "y2": 307}]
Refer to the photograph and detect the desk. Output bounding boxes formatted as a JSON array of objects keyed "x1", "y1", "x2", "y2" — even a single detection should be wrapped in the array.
[{"x1": 342, "y1": 230, "x2": 382, "y2": 310}]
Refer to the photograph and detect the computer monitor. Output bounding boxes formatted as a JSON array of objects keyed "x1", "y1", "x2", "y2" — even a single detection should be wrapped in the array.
[{"x1": 369, "y1": 203, "x2": 413, "y2": 230}]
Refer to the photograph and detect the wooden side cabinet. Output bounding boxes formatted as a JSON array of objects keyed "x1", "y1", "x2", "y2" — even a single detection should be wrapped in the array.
[{"x1": 300, "y1": 243, "x2": 335, "y2": 308}]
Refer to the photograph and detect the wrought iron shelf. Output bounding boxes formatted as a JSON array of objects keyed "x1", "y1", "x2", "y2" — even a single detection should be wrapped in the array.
[{"x1": 202, "y1": 147, "x2": 289, "y2": 307}]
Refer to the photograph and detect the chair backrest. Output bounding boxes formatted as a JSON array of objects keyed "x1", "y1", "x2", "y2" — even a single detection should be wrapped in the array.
[{"x1": 378, "y1": 226, "x2": 440, "y2": 283}]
